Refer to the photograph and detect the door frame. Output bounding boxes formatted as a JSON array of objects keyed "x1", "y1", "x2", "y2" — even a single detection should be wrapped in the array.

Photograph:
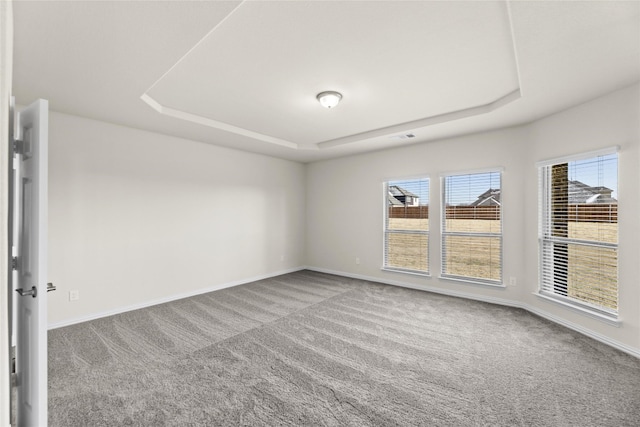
[{"x1": 1, "y1": 1, "x2": 15, "y2": 425}]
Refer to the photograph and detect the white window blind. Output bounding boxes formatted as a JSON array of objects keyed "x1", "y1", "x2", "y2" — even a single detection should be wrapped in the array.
[
  {"x1": 384, "y1": 178, "x2": 429, "y2": 274},
  {"x1": 441, "y1": 171, "x2": 502, "y2": 285},
  {"x1": 539, "y1": 152, "x2": 618, "y2": 316}
]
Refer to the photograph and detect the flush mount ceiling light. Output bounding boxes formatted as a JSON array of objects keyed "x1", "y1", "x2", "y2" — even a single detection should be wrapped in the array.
[{"x1": 317, "y1": 91, "x2": 342, "y2": 109}]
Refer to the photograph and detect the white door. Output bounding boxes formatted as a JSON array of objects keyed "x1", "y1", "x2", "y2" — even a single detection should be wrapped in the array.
[{"x1": 12, "y1": 99, "x2": 49, "y2": 427}]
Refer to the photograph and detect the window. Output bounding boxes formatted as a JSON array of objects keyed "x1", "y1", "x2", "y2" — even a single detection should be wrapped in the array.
[
  {"x1": 441, "y1": 170, "x2": 502, "y2": 285},
  {"x1": 383, "y1": 178, "x2": 429, "y2": 275},
  {"x1": 538, "y1": 149, "x2": 618, "y2": 317}
]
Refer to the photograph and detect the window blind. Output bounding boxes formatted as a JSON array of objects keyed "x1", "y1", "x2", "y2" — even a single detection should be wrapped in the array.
[
  {"x1": 384, "y1": 178, "x2": 429, "y2": 274},
  {"x1": 539, "y1": 152, "x2": 618, "y2": 315},
  {"x1": 441, "y1": 171, "x2": 502, "y2": 285}
]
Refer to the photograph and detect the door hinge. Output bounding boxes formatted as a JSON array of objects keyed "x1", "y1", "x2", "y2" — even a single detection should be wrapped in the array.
[
  {"x1": 11, "y1": 256, "x2": 18, "y2": 270},
  {"x1": 13, "y1": 139, "x2": 24, "y2": 155}
]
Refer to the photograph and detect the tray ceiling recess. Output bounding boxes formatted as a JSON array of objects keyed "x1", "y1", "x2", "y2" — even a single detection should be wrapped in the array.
[{"x1": 141, "y1": 1, "x2": 521, "y2": 151}]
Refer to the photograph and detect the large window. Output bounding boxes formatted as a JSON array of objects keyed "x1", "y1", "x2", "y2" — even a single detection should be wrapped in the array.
[
  {"x1": 383, "y1": 178, "x2": 429, "y2": 275},
  {"x1": 441, "y1": 170, "x2": 502, "y2": 285},
  {"x1": 538, "y1": 149, "x2": 618, "y2": 317}
]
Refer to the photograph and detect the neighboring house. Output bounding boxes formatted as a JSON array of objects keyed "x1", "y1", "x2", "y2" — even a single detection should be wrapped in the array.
[
  {"x1": 388, "y1": 185, "x2": 419, "y2": 206},
  {"x1": 470, "y1": 189, "x2": 501, "y2": 207},
  {"x1": 470, "y1": 181, "x2": 616, "y2": 206},
  {"x1": 568, "y1": 180, "x2": 617, "y2": 204}
]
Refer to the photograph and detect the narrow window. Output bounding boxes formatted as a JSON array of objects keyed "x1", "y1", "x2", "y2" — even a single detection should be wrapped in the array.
[
  {"x1": 383, "y1": 178, "x2": 429, "y2": 275},
  {"x1": 539, "y1": 150, "x2": 618, "y2": 317},
  {"x1": 441, "y1": 171, "x2": 502, "y2": 285}
]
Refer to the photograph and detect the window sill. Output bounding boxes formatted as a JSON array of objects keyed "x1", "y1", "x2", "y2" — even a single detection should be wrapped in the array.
[
  {"x1": 534, "y1": 292, "x2": 621, "y2": 327},
  {"x1": 381, "y1": 267, "x2": 431, "y2": 278},
  {"x1": 439, "y1": 274, "x2": 505, "y2": 288}
]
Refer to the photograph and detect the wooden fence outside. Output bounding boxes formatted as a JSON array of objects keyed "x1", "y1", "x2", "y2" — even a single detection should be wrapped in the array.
[{"x1": 388, "y1": 204, "x2": 618, "y2": 223}]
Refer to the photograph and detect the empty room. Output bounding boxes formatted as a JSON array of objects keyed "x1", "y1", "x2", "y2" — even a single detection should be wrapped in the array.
[{"x1": 1, "y1": 1, "x2": 639, "y2": 426}]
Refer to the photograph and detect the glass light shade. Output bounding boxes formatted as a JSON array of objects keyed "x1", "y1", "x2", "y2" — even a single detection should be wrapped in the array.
[{"x1": 317, "y1": 91, "x2": 342, "y2": 109}]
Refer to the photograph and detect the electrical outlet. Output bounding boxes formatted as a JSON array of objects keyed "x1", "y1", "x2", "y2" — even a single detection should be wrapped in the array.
[
  {"x1": 69, "y1": 290, "x2": 80, "y2": 301},
  {"x1": 280, "y1": 255, "x2": 285, "y2": 262},
  {"x1": 509, "y1": 277, "x2": 517, "y2": 287},
  {"x1": 355, "y1": 257, "x2": 360, "y2": 265}
]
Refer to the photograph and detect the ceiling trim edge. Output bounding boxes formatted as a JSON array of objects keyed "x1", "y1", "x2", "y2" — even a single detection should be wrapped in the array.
[
  {"x1": 506, "y1": 0, "x2": 524, "y2": 96},
  {"x1": 317, "y1": 89, "x2": 522, "y2": 149},
  {"x1": 141, "y1": 88, "x2": 521, "y2": 151},
  {"x1": 140, "y1": 93, "x2": 299, "y2": 150}
]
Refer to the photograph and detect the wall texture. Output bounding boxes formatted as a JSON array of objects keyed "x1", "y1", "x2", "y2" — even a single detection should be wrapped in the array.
[
  {"x1": 48, "y1": 112, "x2": 306, "y2": 326},
  {"x1": 306, "y1": 84, "x2": 640, "y2": 356}
]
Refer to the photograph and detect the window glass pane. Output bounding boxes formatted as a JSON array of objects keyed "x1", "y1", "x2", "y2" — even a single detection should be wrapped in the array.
[
  {"x1": 384, "y1": 178, "x2": 429, "y2": 274},
  {"x1": 441, "y1": 171, "x2": 502, "y2": 284},
  {"x1": 567, "y1": 244, "x2": 617, "y2": 310},
  {"x1": 540, "y1": 241, "x2": 618, "y2": 311},
  {"x1": 385, "y1": 232, "x2": 429, "y2": 272},
  {"x1": 443, "y1": 235, "x2": 501, "y2": 281}
]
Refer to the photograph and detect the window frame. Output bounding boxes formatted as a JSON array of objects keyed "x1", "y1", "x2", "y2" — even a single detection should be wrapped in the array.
[
  {"x1": 382, "y1": 177, "x2": 430, "y2": 276},
  {"x1": 440, "y1": 168, "x2": 504, "y2": 287},
  {"x1": 537, "y1": 147, "x2": 619, "y2": 320}
]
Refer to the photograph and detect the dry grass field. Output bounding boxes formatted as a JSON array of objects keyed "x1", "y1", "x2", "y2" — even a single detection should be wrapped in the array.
[
  {"x1": 566, "y1": 222, "x2": 618, "y2": 310},
  {"x1": 385, "y1": 233, "x2": 429, "y2": 272},
  {"x1": 387, "y1": 218, "x2": 618, "y2": 310},
  {"x1": 386, "y1": 218, "x2": 428, "y2": 272}
]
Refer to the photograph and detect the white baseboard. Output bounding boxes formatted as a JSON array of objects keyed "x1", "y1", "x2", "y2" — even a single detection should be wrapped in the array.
[
  {"x1": 305, "y1": 266, "x2": 522, "y2": 309},
  {"x1": 522, "y1": 305, "x2": 640, "y2": 358},
  {"x1": 48, "y1": 266, "x2": 306, "y2": 330},
  {"x1": 305, "y1": 266, "x2": 640, "y2": 359},
  {"x1": 49, "y1": 264, "x2": 640, "y2": 360}
]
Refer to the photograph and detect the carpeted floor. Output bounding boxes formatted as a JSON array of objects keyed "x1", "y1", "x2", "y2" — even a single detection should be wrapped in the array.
[{"x1": 48, "y1": 270, "x2": 640, "y2": 426}]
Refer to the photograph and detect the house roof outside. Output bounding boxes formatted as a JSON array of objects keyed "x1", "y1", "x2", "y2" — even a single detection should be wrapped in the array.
[
  {"x1": 389, "y1": 185, "x2": 418, "y2": 199},
  {"x1": 470, "y1": 189, "x2": 501, "y2": 207},
  {"x1": 388, "y1": 185, "x2": 419, "y2": 206},
  {"x1": 469, "y1": 181, "x2": 617, "y2": 206},
  {"x1": 388, "y1": 195, "x2": 404, "y2": 206},
  {"x1": 568, "y1": 180, "x2": 617, "y2": 204}
]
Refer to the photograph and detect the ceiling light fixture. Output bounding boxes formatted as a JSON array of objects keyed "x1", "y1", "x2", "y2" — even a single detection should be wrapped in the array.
[{"x1": 317, "y1": 91, "x2": 342, "y2": 109}]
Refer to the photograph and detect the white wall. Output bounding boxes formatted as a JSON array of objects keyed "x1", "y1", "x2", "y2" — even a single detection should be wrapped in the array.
[
  {"x1": 306, "y1": 84, "x2": 640, "y2": 355},
  {"x1": 48, "y1": 112, "x2": 306, "y2": 326}
]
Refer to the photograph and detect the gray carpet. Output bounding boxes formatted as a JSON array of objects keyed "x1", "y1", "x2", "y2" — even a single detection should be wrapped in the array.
[{"x1": 49, "y1": 270, "x2": 640, "y2": 426}]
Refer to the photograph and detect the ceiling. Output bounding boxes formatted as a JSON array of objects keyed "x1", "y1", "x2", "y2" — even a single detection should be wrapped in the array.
[{"x1": 12, "y1": 1, "x2": 640, "y2": 163}]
